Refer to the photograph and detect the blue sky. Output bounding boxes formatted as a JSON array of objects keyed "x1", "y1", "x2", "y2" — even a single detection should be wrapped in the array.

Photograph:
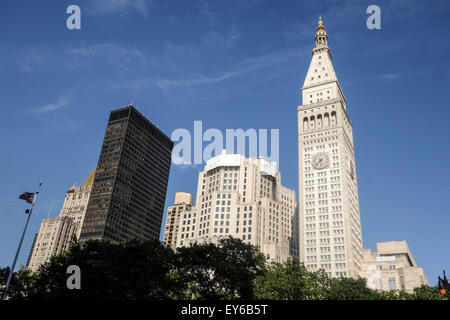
[{"x1": 0, "y1": 0, "x2": 449, "y2": 284}]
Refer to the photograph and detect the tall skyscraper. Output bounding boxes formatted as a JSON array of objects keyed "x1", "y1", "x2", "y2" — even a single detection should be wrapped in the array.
[
  {"x1": 79, "y1": 106, "x2": 174, "y2": 243},
  {"x1": 172, "y1": 151, "x2": 298, "y2": 262},
  {"x1": 162, "y1": 192, "x2": 194, "y2": 250},
  {"x1": 297, "y1": 17, "x2": 363, "y2": 278}
]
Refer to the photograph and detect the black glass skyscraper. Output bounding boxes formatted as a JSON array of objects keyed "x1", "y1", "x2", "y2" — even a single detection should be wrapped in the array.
[{"x1": 79, "y1": 106, "x2": 173, "y2": 242}]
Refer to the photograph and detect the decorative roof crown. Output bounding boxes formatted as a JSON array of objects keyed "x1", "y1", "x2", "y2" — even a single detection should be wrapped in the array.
[{"x1": 315, "y1": 15, "x2": 328, "y2": 39}]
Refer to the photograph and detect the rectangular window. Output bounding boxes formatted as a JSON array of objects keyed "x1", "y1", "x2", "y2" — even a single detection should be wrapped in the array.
[
  {"x1": 389, "y1": 278, "x2": 396, "y2": 290},
  {"x1": 376, "y1": 278, "x2": 382, "y2": 290}
]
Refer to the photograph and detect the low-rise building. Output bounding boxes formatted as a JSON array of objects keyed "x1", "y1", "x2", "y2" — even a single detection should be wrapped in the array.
[{"x1": 361, "y1": 240, "x2": 428, "y2": 292}]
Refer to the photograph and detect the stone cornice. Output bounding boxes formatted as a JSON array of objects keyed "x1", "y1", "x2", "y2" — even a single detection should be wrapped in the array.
[
  {"x1": 297, "y1": 98, "x2": 353, "y2": 128},
  {"x1": 297, "y1": 98, "x2": 340, "y2": 112}
]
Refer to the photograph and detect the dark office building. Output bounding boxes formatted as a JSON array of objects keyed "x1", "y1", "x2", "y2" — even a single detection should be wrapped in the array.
[{"x1": 79, "y1": 106, "x2": 174, "y2": 243}]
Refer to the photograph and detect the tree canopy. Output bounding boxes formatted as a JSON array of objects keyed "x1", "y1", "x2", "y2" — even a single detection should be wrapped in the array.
[{"x1": 0, "y1": 238, "x2": 446, "y2": 300}]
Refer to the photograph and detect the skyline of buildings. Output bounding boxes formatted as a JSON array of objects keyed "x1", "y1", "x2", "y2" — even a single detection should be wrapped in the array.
[
  {"x1": 158, "y1": 17, "x2": 428, "y2": 292},
  {"x1": 8, "y1": 16, "x2": 431, "y2": 292},
  {"x1": 2, "y1": 0, "x2": 448, "y2": 290}
]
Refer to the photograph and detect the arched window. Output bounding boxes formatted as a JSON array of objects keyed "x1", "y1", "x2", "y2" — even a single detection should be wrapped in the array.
[
  {"x1": 317, "y1": 114, "x2": 322, "y2": 128},
  {"x1": 324, "y1": 113, "x2": 330, "y2": 127},
  {"x1": 303, "y1": 117, "x2": 309, "y2": 131},
  {"x1": 331, "y1": 111, "x2": 337, "y2": 125},
  {"x1": 310, "y1": 116, "x2": 315, "y2": 129}
]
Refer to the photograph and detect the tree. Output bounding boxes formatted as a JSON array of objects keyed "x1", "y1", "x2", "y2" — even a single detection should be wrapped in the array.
[
  {"x1": 175, "y1": 237, "x2": 265, "y2": 300},
  {"x1": 21, "y1": 240, "x2": 180, "y2": 300},
  {"x1": 412, "y1": 285, "x2": 447, "y2": 300},
  {"x1": 0, "y1": 266, "x2": 33, "y2": 300},
  {"x1": 5, "y1": 237, "x2": 446, "y2": 301},
  {"x1": 326, "y1": 277, "x2": 385, "y2": 300},
  {"x1": 254, "y1": 259, "x2": 331, "y2": 300}
]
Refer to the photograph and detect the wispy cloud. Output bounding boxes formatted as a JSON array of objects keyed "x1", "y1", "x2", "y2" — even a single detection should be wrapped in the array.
[
  {"x1": 379, "y1": 73, "x2": 401, "y2": 81},
  {"x1": 89, "y1": 0, "x2": 154, "y2": 17},
  {"x1": 201, "y1": 24, "x2": 240, "y2": 52},
  {"x1": 16, "y1": 47, "x2": 57, "y2": 73},
  {"x1": 198, "y1": 0, "x2": 265, "y2": 26},
  {"x1": 142, "y1": 47, "x2": 307, "y2": 90},
  {"x1": 31, "y1": 96, "x2": 69, "y2": 114},
  {"x1": 67, "y1": 43, "x2": 151, "y2": 70},
  {"x1": 199, "y1": 0, "x2": 217, "y2": 26},
  {"x1": 16, "y1": 43, "x2": 150, "y2": 75}
]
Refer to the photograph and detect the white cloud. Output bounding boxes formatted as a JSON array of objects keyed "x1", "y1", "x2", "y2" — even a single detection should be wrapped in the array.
[
  {"x1": 198, "y1": 0, "x2": 265, "y2": 26},
  {"x1": 16, "y1": 47, "x2": 57, "y2": 73},
  {"x1": 89, "y1": 0, "x2": 154, "y2": 17},
  {"x1": 379, "y1": 73, "x2": 401, "y2": 81},
  {"x1": 148, "y1": 47, "x2": 307, "y2": 89},
  {"x1": 67, "y1": 43, "x2": 150, "y2": 69},
  {"x1": 31, "y1": 96, "x2": 69, "y2": 114},
  {"x1": 201, "y1": 24, "x2": 240, "y2": 52},
  {"x1": 199, "y1": 0, "x2": 217, "y2": 26}
]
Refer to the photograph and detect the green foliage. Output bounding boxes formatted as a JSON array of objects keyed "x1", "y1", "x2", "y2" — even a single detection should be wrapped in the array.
[
  {"x1": 326, "y1": 277, "x2": 383, "y2": 300},
  {"x1": 0, "y1": 266, "x2": 33, "y2": 300},
  {"x1": 1, "y1": 239, "x2": 447, "y2": 300},
  {"x1": 0, "y1": 267, "x2": 8, "y2": 287},
  {"x1": 412, "y1": 285, "x2": 447, "y2": 300},
  {"x1": 22, "y1": 240, "x2": 178, "y2": 300},
  {"x1": 175, "y1": 237, "x2": 266, "y2": 300},
  {"x1": 254, "y1": 259, "x2": 330, "y2": 299}
]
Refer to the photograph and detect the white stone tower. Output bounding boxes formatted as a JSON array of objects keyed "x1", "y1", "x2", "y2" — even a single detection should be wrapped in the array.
[{"x1": 297, "y1": 17, "x2": 363, "y2": 278}]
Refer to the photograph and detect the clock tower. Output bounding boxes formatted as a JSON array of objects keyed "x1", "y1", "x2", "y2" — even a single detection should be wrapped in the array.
[{"x1": 298, "y1": 17, "x2": 363, "y2": 278}]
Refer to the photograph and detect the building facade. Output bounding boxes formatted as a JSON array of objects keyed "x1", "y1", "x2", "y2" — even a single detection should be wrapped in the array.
[
  {"x1": 79, "y1": 106, "x2": 174, "y2": 243},
  {"x1": 27, "y1": 170, "x2": 95, "y2": 272},
  {"x1": 361, "y1": 241, "x2": 428, "y2": 292},
  {"x1": 27, "y1": 216, "x2": 78, "y2": 273},
  {"x1": 174, "y1": 151, "x2": 298, "y2": 263},
  {"x1": 162, "y1": 192, "x2": 194, "y2": 250},
  {"x1": 59, "y1": 168, "x2": 95, "y2": 239},
  {"x1": 297, "y1": 17, "x2": 363, "y2": 278}
]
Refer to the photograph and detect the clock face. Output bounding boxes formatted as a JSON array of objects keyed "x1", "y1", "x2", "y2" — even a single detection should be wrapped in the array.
[{"x1": 312, "y1": 152, "x2": 330, "y2": 170}]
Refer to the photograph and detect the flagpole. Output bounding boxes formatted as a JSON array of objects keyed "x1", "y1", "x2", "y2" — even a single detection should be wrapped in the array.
[{"x1": 1, "y1": 181, "x2": 42, "y2": 301}]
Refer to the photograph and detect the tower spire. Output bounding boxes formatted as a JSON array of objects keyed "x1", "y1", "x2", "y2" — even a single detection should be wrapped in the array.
[{"x1": 315, "y1": 15, "x2": 328, "y2": 48}]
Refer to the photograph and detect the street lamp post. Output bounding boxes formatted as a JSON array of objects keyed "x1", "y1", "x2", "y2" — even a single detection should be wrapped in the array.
[{"x1": 1, "y1": 181, "x2": 42, "y2": 301}]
